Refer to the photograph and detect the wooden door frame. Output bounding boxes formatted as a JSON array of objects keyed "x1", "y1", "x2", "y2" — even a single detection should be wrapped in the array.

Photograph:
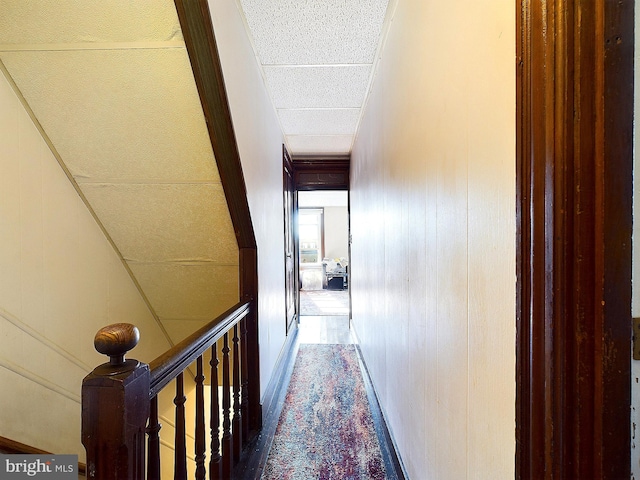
[
  {"x1": 516, "y1": 0, "x2": 633, "y2": 478},
  {"x1": 283, "y1": 146, "x2": 299, "y2": 332},
  {"x1": 291, "y1": 155, "x2": 350, "y2": 191},
  {"x1": 288, "y1": 155, "x2": 351, "y2": 318}
]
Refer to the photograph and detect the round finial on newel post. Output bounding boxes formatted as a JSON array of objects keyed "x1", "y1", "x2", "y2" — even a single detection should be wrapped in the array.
[{"x1": 94, "y1": 323, "x2": 140, "y2": 366}]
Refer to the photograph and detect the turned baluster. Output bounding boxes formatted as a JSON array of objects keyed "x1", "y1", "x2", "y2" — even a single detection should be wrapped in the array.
[
  {"x1": 174, "y1": 373, "x2": 187, "y2": 480},
  {"x1": 240, "y1": 317, "x2": 249, "y2": 443},
  {"x1": 209, "y1": 343, "x2": 222, "y2": 480},
  {"x1": 82, "y1": 323, "x2": 149, "y2": 479},
  {"x1": 221, "y1": 333, "x2": 233, "y2": 477},
  {"x1": 147, "y1": 396, "x2": 161, "y2": 480},
  {"x1": 232, "y1": 324, "x2": 242, "y2": 462},
  {"x1": 195, "y1": 356, "x2": 206, "y2": 480}
]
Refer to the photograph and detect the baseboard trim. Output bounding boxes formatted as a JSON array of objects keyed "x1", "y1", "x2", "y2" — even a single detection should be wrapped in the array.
[
  {"x1": 260, "y1": 319, "x2": 299, "y2": 419},
  {"x1": 0, "y1": 436, "x2": 86, "y2": 477},
  {"x1": 354, "y1": 342, "x2": 409, "y2": 480}
]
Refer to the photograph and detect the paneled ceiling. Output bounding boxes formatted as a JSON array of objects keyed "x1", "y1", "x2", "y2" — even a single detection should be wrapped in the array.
[
  {"x1": 0, "y1": 1, "x2": 239, "y2": 345},
  {"x1": 238, "y1": 0, "x2": 391, "y2": 156}
]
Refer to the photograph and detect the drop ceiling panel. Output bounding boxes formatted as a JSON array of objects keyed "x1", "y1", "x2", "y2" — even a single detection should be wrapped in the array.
[
  {"x1": 264, "y1": 65, "x2": 371, "y2": 109},
  {"x1": 81, "y1": 183, "x2": 238, "y2": 263},
  {"x1": 286, "y1": 135, "x2": 354, "y2": 155},
  {"x1": 239, "y1": 0, "x2": 389, "y2": 65},
  {"x1": 278, "y1": 109, "x2": 360, "y2": 135},
  {"x1": 0, "y1": 0, "x2": 182, "y2": 45},
  {"x1": 130, "y1": 263, "x2": 238, "y2": 321},
  {"x1": 2, "y1": 0, "x2": 242, "y2": 349},
  {"x1": 161, "y1": 319, "x2": 216, "y2": 344},
  {"x1": 236, "y1": 0, "x2": 392, "y2": 156},
  {"x1": 1, "y1": 49, "x2": 218, "y2": 182}
]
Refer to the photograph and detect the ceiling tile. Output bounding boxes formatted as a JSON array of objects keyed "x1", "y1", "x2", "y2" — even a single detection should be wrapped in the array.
[
  {"x1": 0, "y1": 0, "x2": 182, "y2": 46},
  {"x1": 264, "y1": 65, "x2": 371, "y2": 109},
  {"x1": 0, "y1": 49, "x2": 218, "y2": 182},
  {"x1": 278, "y1": 109, "x2": 360, "y2": 136},
  {"x1": 1, "y1": 0, "x2": 245, "y2": 356},
  {"x1": 80, "y1": 183, "x2": 238, "y2": 263},
  {"x1": 239, "y1": 0, "x2": 389, "y2": 65},
  {"x1": 161, "y1": 319, "x2": 214, "y2": 344},
  {"x1": 286, "y1": 135, "x2": 354, "y2": 155},
  {"x1": 130, "y1": 263, "x2": 238, "y2": 321}
]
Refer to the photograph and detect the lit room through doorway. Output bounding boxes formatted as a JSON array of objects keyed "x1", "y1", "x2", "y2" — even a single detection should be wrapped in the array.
[{"x1": 298, "y1": 191, "x2": 350, "y2": 320}]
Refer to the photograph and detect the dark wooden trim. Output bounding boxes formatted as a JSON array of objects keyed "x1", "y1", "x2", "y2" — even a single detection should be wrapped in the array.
[
  {"x1": 82, "y1": 360, "x2": 150, "y2": 479},
  {"x1": 291, "y1": 156, "x2": 350, "y2": 191},
  {"x1": 0, "y1": 436, "x2": 50, "y2": 455},
  {"x1": 174, "y1": 0, "x2": 256, "y2": 250},
  {"x1": 283, "y1": 146, "x2": 299, "y2": 334},
  {"x1": 516, "y1": 0, "x2": 633, "y2": 478},
  {"x1": 240, "y1": 247, "x2": 261, "y2": 434},
  {"x1": 600, "y1": 1, "x2": 634, "y2": 476},
  {"x1": 174, "y1": 0, "x2": 262, "y2": 438},
  {"x1": 283, "y1": 147, "x2": 294, "y2": 182},
  {"x1": 260, "y1": 322, "x2": 299, "y2": 427},
  {"x1": 149, "y1": 301, "x2": 250, "y2": 397},
  {"x1": 0, "y1": 437, "x2": 87, "y2": 476},
  {"x1": 354, "y1": 346, "x2": 407, "y2": 479},
  {"x1": 292, "y1": 155, "x2": 350, "y2": 164}
]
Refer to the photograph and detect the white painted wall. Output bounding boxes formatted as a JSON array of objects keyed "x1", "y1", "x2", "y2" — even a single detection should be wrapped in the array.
[
  {"x1": 350, "y1": 0, "x2": 516, "y2": 477},
  {"x1": 0, "y1": 68, "x2": 171, "y2": 459},
  {"x1": 209, "y1": 0, "x2": 288, "y2": 399},
  {"x1": 323, "y1": 207, "x2": 348, "y2": 261}
]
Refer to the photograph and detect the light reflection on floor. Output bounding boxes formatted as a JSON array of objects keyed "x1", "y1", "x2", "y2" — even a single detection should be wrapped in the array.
[{"x1": 297, "y1": 315, "x2": 354, "y2": 344}]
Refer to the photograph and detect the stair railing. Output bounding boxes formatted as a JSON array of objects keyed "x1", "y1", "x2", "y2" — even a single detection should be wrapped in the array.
[{"x1": 81, "y1": 300, "x2": 259, "y2": 479}]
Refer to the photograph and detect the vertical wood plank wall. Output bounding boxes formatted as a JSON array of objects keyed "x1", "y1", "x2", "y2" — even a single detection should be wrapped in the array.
[{"x1": 350, "y1": 0, "x2": 516, "y2": 478}]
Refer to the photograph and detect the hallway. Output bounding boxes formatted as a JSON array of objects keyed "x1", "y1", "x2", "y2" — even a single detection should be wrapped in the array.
[
  {"x1": 0, "y1": 0, "x2": 541, "y2": 477},
  {"x1": 236, "y1": 316, "x2": 403, "y2": 479}
]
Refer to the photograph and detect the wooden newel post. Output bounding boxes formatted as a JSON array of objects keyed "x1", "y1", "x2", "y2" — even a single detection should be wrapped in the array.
[{"x1": 82, "y1": 323, "x2": 150, "y2": 479}]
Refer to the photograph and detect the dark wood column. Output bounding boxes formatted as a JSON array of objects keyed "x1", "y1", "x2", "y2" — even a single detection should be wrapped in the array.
[{"x1": 516, "y1": 0, "x2": 633, "y2": 478}]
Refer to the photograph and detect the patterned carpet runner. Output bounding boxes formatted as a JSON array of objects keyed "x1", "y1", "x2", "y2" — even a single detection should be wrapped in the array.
[{"x1": 262, "y1": 344, "x2": 387, "y2": 479}]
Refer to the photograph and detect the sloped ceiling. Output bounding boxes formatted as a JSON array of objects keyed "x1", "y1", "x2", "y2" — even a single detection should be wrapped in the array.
[
  {"x1": 238, "y1": 0, "x2": 391, "y2": 156},
  {"x1": 0, "y1": 0, "x2": 392, "y2": 346},
  {"x1": 0, "y1": 1, "x2": 239, "y2": 345}
]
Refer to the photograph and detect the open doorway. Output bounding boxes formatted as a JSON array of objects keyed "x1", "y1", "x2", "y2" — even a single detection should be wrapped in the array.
[
  {"x1": 298, "y1": 191, "x2": 350, "y2": 320},
  {"x1": 282, "y1": 154, "x2": 351, "y2": 342}
]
